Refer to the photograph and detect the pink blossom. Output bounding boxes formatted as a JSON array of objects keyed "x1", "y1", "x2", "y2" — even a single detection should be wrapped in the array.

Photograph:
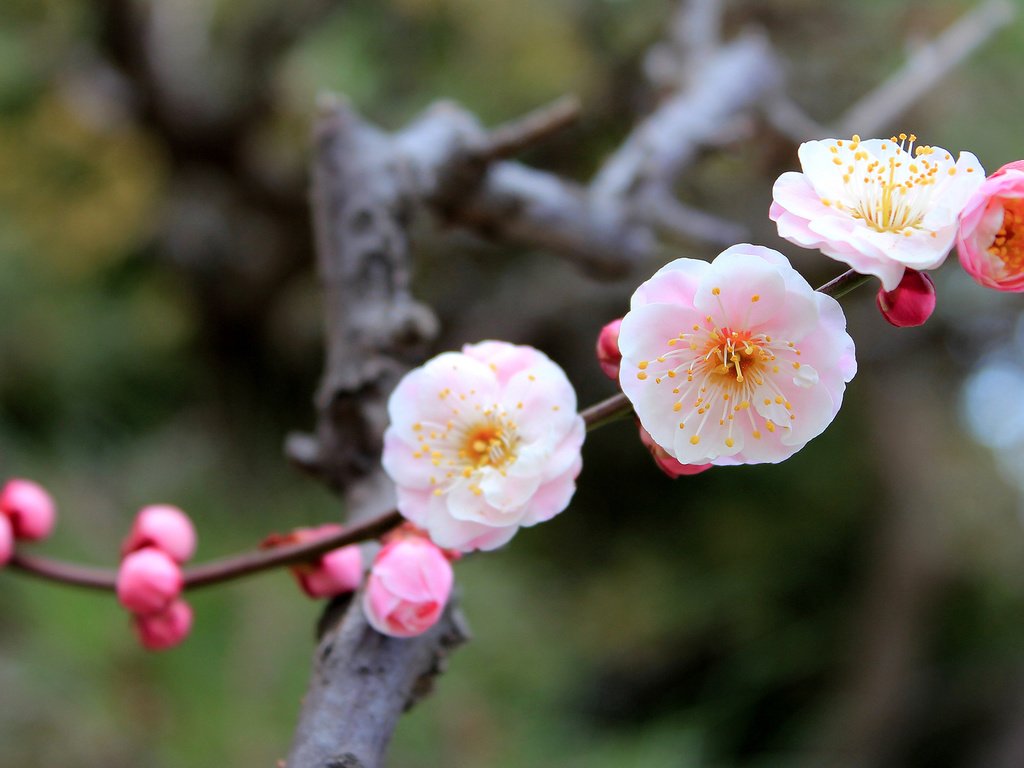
[
  {"x1": 619, "y1": 244, "x2": 856, "y2": 465},
  {"x1": 956, "y1": 162, "x2": 1024, "y2": 292},
  {"x1": 0, "y1": 515, "x2": 12, "y2": 566},
  {"x1": 876, "y1": 269, "x2": 936, "y2": 327},
  {"x1": 771, "y1": 134, "x2": 984, "y2": 290},
  {"x1": 267, "y1": 524, "x2": 364, "y2": 599},
  {"x1": 382, "y1": 341, "x2": 584, "y2": 552},
  {"x1": 362, "y1": 536, "x2": 453, "y2": 638},
  {"x1": 134, "y1": 599, "x2": 193, "y2": 651},
  {"x1": 0, "y1": 478, "x2": 56, "y2": 541},
  {"x1": 116, "y1": 547, "x2": 184, "y2": 615},
  {"x1": 596, "y1": 319, "x2": 623, "y2": 380},
  {"x1": 637, "y1": 424, "x2": 712, "y2": 478},
  {"x1": 122, "y1": 504, "x2": 196, "y2": 564}
]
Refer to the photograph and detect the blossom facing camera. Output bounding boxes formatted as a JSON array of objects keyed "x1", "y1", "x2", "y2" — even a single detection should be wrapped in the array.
[
  {"x1": 619, "y1": 244, "x2": 856, "y2": 466},
  {"x1": 957, "y1": 162, "x2": 1024, "y2": 292},
  {"x1": 363, "y1": 537, "x2": 453, "y2": 638},
  {"x1": 0, "y1": 478, "x2": 56, "y2": 541},
  {"x1": 596, "y1": 319, "x2": 624, "y2": 380},
  {"x1": 383, "y1": 341, "x2": 585, "y2": 552},
  {"x1": 134, "y1": 599, "x2": 193, "y2": 651},
  {"x1": 122, "y1": 504, "x2": 196, "y2": 564},
  {"x1": 772, "y1": 134, "x2": 984, "y2": 290},
  {"x1": 116, "y1": 547, "x2": 184, "y2": 615},
  {"x1": 876, "y1": 269, "x2": 936, "y2": 327}
]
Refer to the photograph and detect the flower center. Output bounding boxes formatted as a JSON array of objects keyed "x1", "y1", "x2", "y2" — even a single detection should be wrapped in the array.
[
  {"x1": 988, "y1": 197, "x2": 1024, "y2": 273},
  {"x1": 634, "y1": 299, "x2": 806, "y2": 451},
  {"x1": 702, "y1": 327, "x2": 771, "y2": 385},
  {"x1": 461, "y1": 420, "x2": 517, "y2": 470},
  {"x1": 821, "y1": 133, "x2": 974, "y2": 236}
]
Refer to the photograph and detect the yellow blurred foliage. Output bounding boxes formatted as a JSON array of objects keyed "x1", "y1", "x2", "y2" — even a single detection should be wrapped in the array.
[{"x1": 0, "y1": 90, "x2": 166, "y2": 281}]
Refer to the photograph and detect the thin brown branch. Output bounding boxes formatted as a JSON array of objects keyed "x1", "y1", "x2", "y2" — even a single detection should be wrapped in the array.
[{"x1": 478, "y1": 94, "x2": 582, "y2": 161}]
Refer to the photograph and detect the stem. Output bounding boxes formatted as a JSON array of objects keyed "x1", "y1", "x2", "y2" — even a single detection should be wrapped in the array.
[{"x1": 817, "y1": 269, "x2": 873, "y2": 299}]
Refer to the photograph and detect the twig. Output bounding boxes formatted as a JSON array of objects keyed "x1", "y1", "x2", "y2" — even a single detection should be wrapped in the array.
[{"x1": 478, "y1": 95, "x2": 582, "y2": 161}]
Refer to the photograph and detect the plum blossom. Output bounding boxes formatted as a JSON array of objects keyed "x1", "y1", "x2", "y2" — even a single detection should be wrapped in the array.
[
  {"x1": 383, "y1": 341, "x2": 584, "y2": 552},
  {"x1": 772, "y1": 134, "x2": 984, "y2": 290},
  {"x1": 876, "y1": 269, "x2": 936, "y2": 327},
  {"x1": 957, "y1": 161, "x2": 1024, "y2": 292},
  {"x1": 362, "y1": 535, "x2": 453, "y2": 638},
  {"x1": 618, "y1": 244, "x2": 856, "y2": 465}
]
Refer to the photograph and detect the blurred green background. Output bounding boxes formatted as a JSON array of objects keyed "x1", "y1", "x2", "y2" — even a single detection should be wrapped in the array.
[{"x1": 1, "y1": 0, "x2": 1024, "y2": 766}]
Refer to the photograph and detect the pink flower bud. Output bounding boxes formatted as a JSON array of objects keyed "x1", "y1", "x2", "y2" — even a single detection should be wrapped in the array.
[
  {"x1": 637, "y1": 424, "x2": 712, "y2": 478},
  {"x1": 875, "y1": 269, "x2": 936, "y2": 327},
  {"x1": 0, "y1": 479, "x2": 56, "y2": 541},
  {"x1": 0, "y1": 515, "x2": 12, "y2": 566},
  {"x1": 295, "y1": 545, "x2": 364, "y2": 599},
  {"x1": 363, "y1": 536, "x2": 453, "y2": 638},
  {"x1": 957, "y1": 162, "x2": 1024, "y2": 292},
  {"x1": 134, "y1": 599, "x2": 193, "y2": 651},
  {"x1": 596, "y1": 318, "x2": 624, "y2": 380},
  {"x1": 116, "y1": 547, "x2": 183, "y2": 615},
  {"x1": 122, "y1": 504, "x2": 196, "y2": 563}
]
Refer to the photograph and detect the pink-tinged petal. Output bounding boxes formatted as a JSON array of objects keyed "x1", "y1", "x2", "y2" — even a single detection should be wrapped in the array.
[
  {"x1": 381, "y1": 428, "x2": 439, "y2": 490},
  {"x1": 363, "y1": 537, "x2": 453, "y2": 638},
  {"x1": 479, "y1": 470, "x2": 542, "y2": 513},
  {"x1": 117, "y1": 548, "x2": 184, "y2": 615},
  {"x1": 0, "y1": 515, "x2": 12, "y2": 565},
  {"x1": 876, "y1": 269, "x2": 937, "y2": 327},
  {"x1": 0, "y1": 479, "x2": 56, "y2": 541},
  {"x1": 122, "y1": 504, "x2": 196, "y2": 563},
  {"x1": 520, "y1": 455, "x2": 582, "y2": 526},
  {"x1": 134, "y1": 600, "x2": 192, "y2": 651},
  {"x1": 387, "y1": 352, "x2": 499, "y2": 435},
  {"x1": 462, "y1": 340, "x2": 541, "y2": 387},
  {"x1": 596, "y1": 319, "x2": 623, "y2": 380},
  {"x1": 694, "y1": 252, "x2": 787, "y2": 329},
  {"x1": 631, "y1": 257, "x2": 707, "y2": 309}
]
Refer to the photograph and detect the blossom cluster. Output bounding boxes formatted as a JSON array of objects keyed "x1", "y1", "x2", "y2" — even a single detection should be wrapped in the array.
[{"x1": 117, "y1": 505, "x2": 197, "y2": 650}]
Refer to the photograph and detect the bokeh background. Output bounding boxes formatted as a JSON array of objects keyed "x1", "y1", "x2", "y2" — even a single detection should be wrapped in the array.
[{"x1": 1, "y1": 0, "x2": 1024, "y2": 766}]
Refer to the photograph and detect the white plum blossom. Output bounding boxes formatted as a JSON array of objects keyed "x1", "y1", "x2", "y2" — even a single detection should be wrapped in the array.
[
  {"x1": 771, "y1": 134, "x2": 984, "y2": 290},
  {"x1": 618, "y1": 244, "x2": 856, "y2": 465},
  {"x1": 382, "y1": 341, "x2": 584, "y2": 552}
]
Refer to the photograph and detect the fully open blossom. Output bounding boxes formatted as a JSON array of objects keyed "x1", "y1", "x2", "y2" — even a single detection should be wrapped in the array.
[
  {"x1": 619, "y1": 244, "x2": 856, "y2": 465},
  {"x1": 876, "y1": 269, "x2": 936, "y2": 327},
  {"x1": 122, "y1": 504, "x2": 196, "y2": 564},
  {"x1": 957, "y1": 161, "x2": 1024, "y2": 292},
  {"x1": 134, "y1": 600, "x2": 193, "y2": 651},
  {"x1": 0, "y1": 479, "x2": 56, "y2": 541},
  {"x1": 383, "y1": 341, "x2": 584, "y2": 552},
  {"x1": 362, "y1": 536, "x2": 453, "y2": 638},
  {"x1": 772, "y1": 134, "x2": 984, "y2": 290}
]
